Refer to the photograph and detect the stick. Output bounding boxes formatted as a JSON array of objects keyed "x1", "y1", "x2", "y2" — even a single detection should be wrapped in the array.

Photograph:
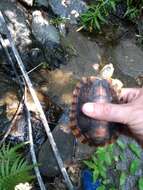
[
  {"x1": 24, "y1": 87, "x2": 46, "y2": 190},
  {"x1": 0, "y1": 11, "x2": 74, "y2": 190}
]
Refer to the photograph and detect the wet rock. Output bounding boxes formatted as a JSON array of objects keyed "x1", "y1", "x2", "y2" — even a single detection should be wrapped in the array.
[
  {"x1": 114, "y1": 38, "x2": 143, "y2": 78},
  {"x1": 32, "y1": 10, "x2": 67, "y2": 69},
  {"x1": 34, "y1": 0, "x2": 49, "y2": 8},
  {"x1": 137, "y1": 17, "x2": 143, "y2": 36},
  {"x1": 31, "y1": 26, "x2": 102, "y2": 106},
  {"x1": 32, "y1": 10, "x2": 60, "y2": 45},
  {"x1": 19, "y1": 0, "x2": 34, "y2": 6},
  {"x1": 38, "y1": 111, "x2": 75, "y2": 177},
  {"x1": 49, "y1": 0, "x2": 88, "y2": 24},
  {"x1": 38, "y1": 110, "x2": 95, "y2": 177},
  {"x1": 0, "y1": 1, "x2": 31, "y2": 53},
  {"x1": 0, "y1": 0, "x2": 38, "y2": 71}
]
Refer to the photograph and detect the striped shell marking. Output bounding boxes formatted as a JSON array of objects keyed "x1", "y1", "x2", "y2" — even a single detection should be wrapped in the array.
[{"x1": 69, "y1": 76, "x2": 119, "y2": 146}]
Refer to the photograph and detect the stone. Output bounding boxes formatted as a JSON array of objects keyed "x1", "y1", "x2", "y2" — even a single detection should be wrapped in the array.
[
  {"x1": 31, "y1": 10, "x2": 67, "y2": 69},
  {"x1": 38, "y1": 110, "x2": 95, "y2": 177},
  {"x1": 0, "y1": 1, "x2": 31, "y2": 53},
  {"x1": 31, "y1": 26, "x2": 102, "y2": 107},
  {"x1": 0, "y1": 0, "x2": 39, "y2": 71},
  {"x1": 32, "y1": 10, "x2": 60, "y2": 45},
  {"x1": 34, "y1": 0, "x2": 49, "y2": 8},
  {"x1": 38, "y1": 111, "x2": 75, "y2": 177},
  {"x1": 49, "y1": 0, "x2": 88, "y2": 24},
  {"x1": 114, "y1": 39, "x2": 143, "y2": 78},
  {"x1": 19, "y1": 0, "x2": 34, "y2": 6}
]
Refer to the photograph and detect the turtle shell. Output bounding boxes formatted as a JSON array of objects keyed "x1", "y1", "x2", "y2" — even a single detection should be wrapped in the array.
[{"x1": 69, "y1": 77, "x2": 120, "y2": 146}]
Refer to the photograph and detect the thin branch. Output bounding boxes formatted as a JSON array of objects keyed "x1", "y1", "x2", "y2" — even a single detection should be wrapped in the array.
[
  {"x1": 27, "y1": 63, "x2": 43, "y2": 74},
  {"x1": 0, "y1": 11, "x2": 74, "y2": 190},
  {"x1": 24, "y1": 87, "x2": 46, "y2": 190}
]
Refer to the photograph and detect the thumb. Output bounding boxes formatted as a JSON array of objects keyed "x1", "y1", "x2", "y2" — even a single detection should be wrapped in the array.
[{"x1": 82, "y1": 102, "x2": 131, "y2": 124}]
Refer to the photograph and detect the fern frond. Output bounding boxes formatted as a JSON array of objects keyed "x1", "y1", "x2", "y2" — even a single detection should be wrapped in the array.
[{"x1": 0, "y1": 143, "x2": 34, "y2": 190}]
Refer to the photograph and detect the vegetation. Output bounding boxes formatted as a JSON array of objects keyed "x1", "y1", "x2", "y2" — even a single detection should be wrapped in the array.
[
  {"x1": 0, "y1": 143, "x2": 34, "y2": 190},
  {"x1": 124, "y1": 0, "x2": 143, "y2": 21},
  {"x1": 79, "y1": 0, "x2": 143, "y2": 32},
  {"x1": 84, "y1": 138, "x2": 142, "y2": 189},
  {"x1": 50, "y1": 17, "x2": 67, "y2": 27},
  {"x1": 79, "y1": 0, "x2": 118, "y2": 32}
]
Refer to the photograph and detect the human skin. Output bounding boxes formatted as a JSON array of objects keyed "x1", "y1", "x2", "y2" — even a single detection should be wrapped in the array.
[{"x1": 82, "y1": 88, "x2": 143, "y2": 141}]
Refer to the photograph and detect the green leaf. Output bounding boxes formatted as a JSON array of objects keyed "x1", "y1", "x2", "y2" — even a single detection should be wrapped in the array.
[
  {"x1": 130, "y1": 159, "x2": 140, "y2": 175},
  {"x1": 110, "y1": 1, "x2": 116, "y2": 12},
  {"x1": 116, "y1": 139, "x2": 126, "y2": 150},
  {"x1": 119, "y1": 154, "x2": 125, "y2": 161},
  {"x1": 113, "y1": 155, "x2": 119, "y2": 162},
  {"x1": 129, "y1": 143, "x2": 141, "y2": 158},
  {"x1": 102, "y1": 179, "x2": 110, "y2": 185},
  {"x1": 105, "y1": 152, "x2": 112, "y2": 166},
  {"x1": 97, "y1": 185, "x2": 105, "y2": 190},
  {"x1": 109, "y1": 188, "x2": 116, "y2": 190},
  {"x1": 138, "y1": 178, "x2": 143, "y2": 190},
  {"x1": 94, "y1": 17, "x2": 101, "y2": 30},
  {"x1": 83, "y1": 160, "x2": 96, "y2": 170},
  {"x1": 119, "y1": 172, "x2": 126, "y2": 186},
  {"x1": 99, "y1": 166, "x2": 107, "y2": 178},
  {"x1": 93, "y1": 168, "x2": 99, "y2": 182},
  {"x1": 97, "y1": 12, "x2": 107, "y2": 23},
  {"x1": 91, "y1": 154, "x2": 97, "y2": 163}
]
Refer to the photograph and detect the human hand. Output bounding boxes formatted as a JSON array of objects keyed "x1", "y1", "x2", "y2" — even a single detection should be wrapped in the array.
[{"x1": 82, "y1": 88, "x2": 143, "y2": 141}]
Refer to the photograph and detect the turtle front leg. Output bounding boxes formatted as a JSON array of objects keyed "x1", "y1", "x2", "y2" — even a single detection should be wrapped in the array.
[{"x1": 107, "y1": 78, "x2": 123, "y2": 103}]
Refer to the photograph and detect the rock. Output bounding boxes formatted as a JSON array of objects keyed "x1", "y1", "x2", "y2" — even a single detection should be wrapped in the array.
[
  {"x1": 114, "y1": 39, "x2": 143, "y2": 78},
  {"x1": 0, "y1": 0, "x2": 39, "y2": 71},
  {"x1": 49, "y1": 0, "x2": 88, "y2": 24},
  {"x1": 19, "y1": 0, "x2": 34, "y2": 6},
  {"x1": 34, "y1": 0, "x2": 49, "y2": 8},
  {"x1": 137, "y1": 17, "x2": 143, "y2": 36},
  {"x1": 32, "y1": 10, "x2": 60, "y2": 45},
  {"x1": 38, "y1": 111, "x2": 75, "y2": 177},
  {"x1": 31, "y1": 26, "x2": 102, "y2": 106},
  {"x1": 38, "y1": 110, "x2": 95, "y2": 177},
  {"x1": 0, "y1": 1, "x2": 31, "y2": 53},
  {"x1": 32, "y1": 10, "x2": 67, "y2": 69}
]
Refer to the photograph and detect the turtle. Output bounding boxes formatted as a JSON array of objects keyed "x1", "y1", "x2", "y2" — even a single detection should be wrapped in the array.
[{"x1": 69, "y1": 63, "x2": 123, "y2": 146}]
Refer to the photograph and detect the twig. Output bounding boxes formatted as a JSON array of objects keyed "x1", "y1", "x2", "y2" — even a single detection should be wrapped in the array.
[
  {"x1": 24, "y1": 87, "x2": 46, "y2": 190},
  {"x1": 0, "y1": 11, "x2": 74, "y2": 190},
  {"x1": 27, "y1": 63, "x2": 43, "y2": 74}
]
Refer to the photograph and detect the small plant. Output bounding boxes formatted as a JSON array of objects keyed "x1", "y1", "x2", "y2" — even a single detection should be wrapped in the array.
[
  {"x1": 50, "y1": 17, "x2": 67, "y2": 27},
  {"x1": 0, "y1": 143, "x2": 34, "y2": 190},
  {"x1": 84, "y1": 138, "x2": 143, "y2": 189},
  {"x1": 124, "y1": 0, "x2": 142, "y2": 21},
  {"x1": 79, "y1": 0, "x2": 118, "y2": 32},
  {"x1": 84, "y1": 144, "x2": 116, "y2": 188}
]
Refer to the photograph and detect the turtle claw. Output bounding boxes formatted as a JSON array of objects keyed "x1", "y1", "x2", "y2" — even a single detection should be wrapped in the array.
[
  {"x1": 111, "y1": 78, "x2": 123, "y2": 96},
  {"x1": 92, "y1": 63, "x2": 100, "y2": 73}
]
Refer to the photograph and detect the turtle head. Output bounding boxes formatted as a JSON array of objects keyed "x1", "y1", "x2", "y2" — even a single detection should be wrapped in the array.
[{"x1": 100, "y1": 63, "x2": 114, "y2": 79}]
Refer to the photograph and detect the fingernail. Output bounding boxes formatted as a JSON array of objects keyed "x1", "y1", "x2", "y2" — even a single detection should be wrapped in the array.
[{"x1": 82, "y1": 103, "x2": 94, "y2": 114}]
